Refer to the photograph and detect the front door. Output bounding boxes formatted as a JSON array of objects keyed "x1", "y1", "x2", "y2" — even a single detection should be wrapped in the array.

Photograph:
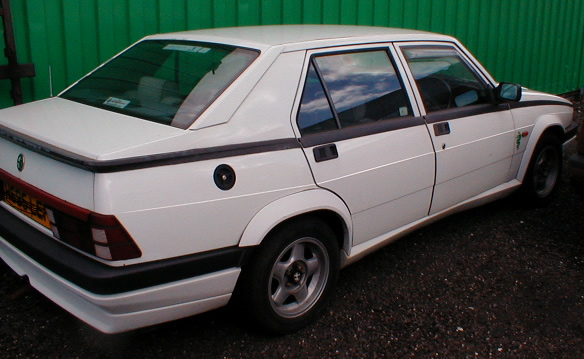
[{"x1": 396, "y1": 43, "x2": 516, "y2": 215}]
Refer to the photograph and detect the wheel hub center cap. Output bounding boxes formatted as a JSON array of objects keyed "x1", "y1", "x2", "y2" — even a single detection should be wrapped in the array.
[
  {"x1": 286, "y1": 261, "x2": 307, "y2": 286},
  {"x1": 292, "y1": 272, "x2": 302, "y2": 283}
]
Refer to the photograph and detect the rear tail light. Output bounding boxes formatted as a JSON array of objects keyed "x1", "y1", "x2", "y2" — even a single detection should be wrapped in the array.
[
  {"x1": 1, "y1": 169, "x2": 141, "y2": 261},
  {"x1": 46, "y1": 208, "x2": 142, "y2": 261},
  {"x1": 89, "y1": 213, "x2": 142, "y2": 260}
]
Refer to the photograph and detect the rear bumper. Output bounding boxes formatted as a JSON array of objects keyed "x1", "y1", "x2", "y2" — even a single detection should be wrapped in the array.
[{"x1": 0, "y1": 204, "x2": 247, "y2": 333}]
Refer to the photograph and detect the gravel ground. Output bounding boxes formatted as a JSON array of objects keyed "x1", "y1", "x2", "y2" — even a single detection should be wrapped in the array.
[{"x1": 1, "y1": 98, "x2": 583, "y2": 358}]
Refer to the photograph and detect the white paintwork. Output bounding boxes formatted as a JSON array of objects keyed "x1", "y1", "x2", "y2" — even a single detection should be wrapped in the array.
[
  {"x1": 428, "y1": 110, "x2": 516, "y2": 214},
  {"x1": 509, "y1": 92, "x2": 573, "y2": 181},
  {"x1": 302, "y1": 127, "x2": 436, "y2": 245},
  {"x1": 190, "y1": 46, "x2": 285, "y2": 130},
  {"x1": 147, "y1": 25, "x2": 438, "y2": 52},
  {"x1": 0, "y1": 25, "x2": 576, "y2": 333},
  {"x1": 0, "y1": 139, "x2": 95, "y2": 209},
  {"x1": 95, "y1": 149, "x2": 316, "y2": 264},
  {"x1": 0, "y1": 97, "x2": 185, "y2": 160},
  {"x1": 223, "y1": 50, "x2": 307, "y2": 140},
  {"x1": 238, "y1": 189, "x2": 352, "y2": 249}
]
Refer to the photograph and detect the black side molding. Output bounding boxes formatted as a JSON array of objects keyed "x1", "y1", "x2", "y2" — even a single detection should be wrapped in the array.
[{"x1": 0, "y1": 128, "x2": 301, "y2": 173}]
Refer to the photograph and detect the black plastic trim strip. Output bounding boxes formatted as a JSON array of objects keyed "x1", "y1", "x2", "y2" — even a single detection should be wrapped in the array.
[
  {"x1": 565, "y1": 121, "x2": 579, "y2": 142},
  {"x1": 424, "y1": 103, "x2": 510, "y2": 124},
  {"x1": 0, "y1": 128, "x2": 300, "y2": 173},
  {"x1": 0, "y1": 205, "x2": 251, "y2": 295},
  {"x1": 423, "y1": 100, "x2": 573, "y2": 125},
  {"x1": 508, "y1": 100, "x2": 574, "y2": 110},
  {"x1": 299, "y1": 116, "x2": 425, "y2": 148}
]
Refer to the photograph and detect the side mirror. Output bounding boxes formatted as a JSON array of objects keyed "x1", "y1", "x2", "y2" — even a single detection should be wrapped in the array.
[{"x1": 495, "y1": 82, "x2": 522, "y2": 102}]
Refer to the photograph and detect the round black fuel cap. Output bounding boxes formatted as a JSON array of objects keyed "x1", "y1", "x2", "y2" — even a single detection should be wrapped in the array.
[{"x1": 214, "y1": 164, "x2": 236, "y2": 190}]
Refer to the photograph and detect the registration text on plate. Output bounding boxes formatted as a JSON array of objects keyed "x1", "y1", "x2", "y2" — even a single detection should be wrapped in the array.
[{"x1": 3, "y1": 184, "x2": 51, "y2": 228}]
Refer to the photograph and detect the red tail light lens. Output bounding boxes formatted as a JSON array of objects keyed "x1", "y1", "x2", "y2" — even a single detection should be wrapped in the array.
[
  {"x1": 46, "y1": 208, "x2": 142, "y2": 261},
  {"x1": 89, "y1": 213, "x2": 142, "y2": 260}
]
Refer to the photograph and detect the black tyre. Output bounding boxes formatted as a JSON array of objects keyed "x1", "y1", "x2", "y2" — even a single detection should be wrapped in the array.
[
  {"x1": 240, "y1": 217, "x2": 339, "y2": 334},
  {"x1": 521, "y1": 134, "x2": 562, "y2": 206}
]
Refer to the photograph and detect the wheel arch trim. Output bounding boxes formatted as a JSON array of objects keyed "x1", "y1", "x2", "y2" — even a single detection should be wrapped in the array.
[
  {"x1": 516, "y1": 116, "x2": 566, "y2": 182},
  {"x1": 238, "y1": 189, "x2": 352, "y2": 251}
]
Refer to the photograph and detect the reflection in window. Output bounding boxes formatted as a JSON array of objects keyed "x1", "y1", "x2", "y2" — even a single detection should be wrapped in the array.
[
  {"x1": 60, "y1": 40, "x2": 258, "y2": 129},
  {"x1": 297, "y1": 63, "x2": 338, "y2": 135},
  {"x1": 297, "y1": 49, "x2": 411, "y2": 135},
  {"x1": 402, "y1": 46, "x2": 491, "y2": 112}
]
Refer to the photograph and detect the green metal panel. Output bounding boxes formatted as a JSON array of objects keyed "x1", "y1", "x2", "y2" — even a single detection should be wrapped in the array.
[{"x1": 1, "y1": 0, "x2": 583, "y2": 109}]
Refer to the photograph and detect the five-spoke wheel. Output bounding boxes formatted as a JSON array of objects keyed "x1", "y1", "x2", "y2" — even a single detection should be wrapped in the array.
[
  {"x1": 239, "y1": 217, "x2": 339, "y2": 334},
  {"x1": 269, "y1": 237, "x2": 330, "y2": 318}
]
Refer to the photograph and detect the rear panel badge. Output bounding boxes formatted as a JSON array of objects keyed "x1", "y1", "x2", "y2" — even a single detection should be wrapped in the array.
[{"x1": 17, "y1": 154, "x2": 25, "y2": 172}]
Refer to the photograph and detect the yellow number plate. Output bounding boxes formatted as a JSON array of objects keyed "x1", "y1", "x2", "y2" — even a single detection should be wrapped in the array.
[{"x1": 3, "y1": 183, "x2": 51, "y2": 229}]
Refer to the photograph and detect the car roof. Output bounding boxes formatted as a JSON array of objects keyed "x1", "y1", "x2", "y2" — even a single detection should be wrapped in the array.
[{"x1": 145, "y1": 25, "x2": 454, "y2": 52}]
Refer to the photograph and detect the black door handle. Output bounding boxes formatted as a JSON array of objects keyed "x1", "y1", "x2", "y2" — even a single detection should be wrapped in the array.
[
  {"x1": 433, "y1": 122, "x2": 451, "y2": 136},
  {"x1": 313, "y1": 143, "x2": 338, "y2": 162}
]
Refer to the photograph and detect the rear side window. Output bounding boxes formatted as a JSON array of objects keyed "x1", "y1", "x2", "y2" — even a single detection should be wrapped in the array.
[
  {"x1": 297, "y1": 49, "x2": 412, "y2": 136},
  {"x1": 61, "y1": 40, "x2": 258, "y2": 129},
  {"x1": 401, "y1": 46, "x2": 492, "y2": 112},
  {"x1": 297, "y1": 63, "x2": 337, "y2": 135}
]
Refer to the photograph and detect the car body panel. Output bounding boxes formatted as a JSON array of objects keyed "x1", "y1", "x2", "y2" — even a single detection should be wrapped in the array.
[
  {"x1": 96, "y1": 149, "x2": 315, "y2": 263},
  {"x1": 427, "y1": 108, "x2": 516, "y2": 214},
  {"x1": 0, "y1": 135, "x2": 95, "y2": 210},
  {"x1": 508, "y1": 92, "x2": 573, "y2": 181},
  {"x1": 0, "y1": 25, "x2": 577, "y2": 333},
  {"x1": 0, "y1": 97, "x2": 185, "y2": 160},
  {"x1": 345, "y1": 178, "x2": 522, "y2": 266},
  {"x1": 390, "y1": 41, "x2": 518, "y2": 214},
  {"x1": 238, "y1": 188, "x2": 352, "y2": 250},
  {"x1": 301, "y1": 126, "x2": 436, "y2": 245}
]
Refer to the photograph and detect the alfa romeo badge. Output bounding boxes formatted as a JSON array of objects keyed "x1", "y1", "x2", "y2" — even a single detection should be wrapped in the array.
[{"x1": 17, "y1": 154, "x2": 25, "y2": 172}]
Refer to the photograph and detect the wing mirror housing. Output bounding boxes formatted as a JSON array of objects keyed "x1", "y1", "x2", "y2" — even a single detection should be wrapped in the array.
[{"x1": 495, "y1": 82, "x2": 522, "y2": 102}]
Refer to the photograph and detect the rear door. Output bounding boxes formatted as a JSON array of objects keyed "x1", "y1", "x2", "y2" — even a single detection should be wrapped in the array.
[
  {"x1": 292, "y1": 45, "x2": 435, "y2": 246},
  {"x1": 395, "y1": 43, "x2": 516, "y2": 215}
]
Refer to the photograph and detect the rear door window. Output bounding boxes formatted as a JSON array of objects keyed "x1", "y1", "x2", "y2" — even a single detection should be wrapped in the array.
[{"x1": 297, "y1": 49, "x2": 412, "y2": 136}]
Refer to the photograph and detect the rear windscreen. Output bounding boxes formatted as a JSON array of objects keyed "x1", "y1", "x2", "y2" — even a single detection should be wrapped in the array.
[{"x1": 60, "y1": 40, "x2": 259, "y2": 129}]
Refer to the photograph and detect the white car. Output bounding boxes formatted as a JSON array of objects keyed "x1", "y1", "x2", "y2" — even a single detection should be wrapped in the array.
[{"x1": 0, "y1": 25, "x2": 577, "y2": 334}]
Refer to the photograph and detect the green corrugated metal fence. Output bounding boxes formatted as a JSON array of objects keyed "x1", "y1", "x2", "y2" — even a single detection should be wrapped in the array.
[{"x1": 1, "y1": 0, "x2": 583, "y2": 109}]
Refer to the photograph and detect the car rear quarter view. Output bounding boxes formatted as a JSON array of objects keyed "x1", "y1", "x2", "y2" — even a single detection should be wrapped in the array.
[{"x1": 0, "y1": 25, "x2": 576, "y2": 334}]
